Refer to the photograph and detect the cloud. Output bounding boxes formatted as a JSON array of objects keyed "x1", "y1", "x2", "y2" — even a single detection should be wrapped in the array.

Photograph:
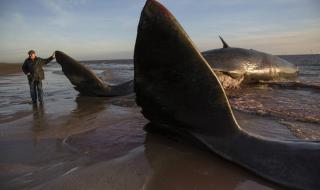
[
  {"x1": 0, "y1": 0, "x2": 319, "y2": 62},
  {"x1": 40, "y1": 0, "x2": 90, "y2": 14}
]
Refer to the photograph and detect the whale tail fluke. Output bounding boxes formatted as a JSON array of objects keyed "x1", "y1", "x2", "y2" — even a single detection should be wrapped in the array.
[
  {"x1": 55, "y1": 51, "x2": 111, "y2": 96},
  {"x1": 55, "y1": 51, "x2": 134, "y2": 97},
  {"x1": 134, "y1": 0, "x2": 239, "y2": 136}
]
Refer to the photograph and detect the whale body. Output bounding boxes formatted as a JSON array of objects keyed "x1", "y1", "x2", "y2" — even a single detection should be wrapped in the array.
[{"x1": 202, "y1": 37, "x2": 299, "y2": 88}]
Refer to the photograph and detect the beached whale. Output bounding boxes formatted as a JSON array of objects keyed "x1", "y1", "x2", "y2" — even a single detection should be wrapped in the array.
[
  {"x1": 134, "y1": 1, "x2": 320, "y2": 189},
  {"x1": 55, "y1": 33, "x2": 298, "y2": 93},
  {"x1": 202, "y1": 37, "x2": 299, "y2": 88},
  {"x1": 55, "y1": 51, "x2": 134, "y2": 96}
]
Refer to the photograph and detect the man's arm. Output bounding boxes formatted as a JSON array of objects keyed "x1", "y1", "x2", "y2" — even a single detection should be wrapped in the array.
[
  {"x1": 42, "y1": 56, "x2": 54, "y2": 64},
  {"x1": 40, "y1": 52, "x2": 55, "y2": 65}
]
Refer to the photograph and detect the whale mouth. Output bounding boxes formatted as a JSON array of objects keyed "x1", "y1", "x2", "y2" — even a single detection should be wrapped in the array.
[{"x1": 214, "y1": 71, "x2": 244, "y2": 89}]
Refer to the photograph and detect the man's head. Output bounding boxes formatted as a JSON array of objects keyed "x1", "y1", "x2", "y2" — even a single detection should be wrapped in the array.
[{"x1": 28, "y1": 50, "x2": 36, "y2": 60}]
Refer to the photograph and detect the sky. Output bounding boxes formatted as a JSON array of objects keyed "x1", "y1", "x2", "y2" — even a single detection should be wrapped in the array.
[{"x1": 0, "y1": 0, "x2": 319, "y2": 63}]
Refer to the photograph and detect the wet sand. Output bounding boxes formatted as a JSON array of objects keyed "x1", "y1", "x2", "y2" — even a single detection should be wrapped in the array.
[{"x1": 0, "y1": 60, "x2": 318, "y2": 190}]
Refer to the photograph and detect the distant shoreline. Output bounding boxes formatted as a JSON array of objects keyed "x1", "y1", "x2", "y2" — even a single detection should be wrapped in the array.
[
  {"x1": 0, "y1": 53, "x2": 319, "y2": 72},
  {"x1": 1, "y1": 53, "x2": 320, "y2": 65},
  {"x1": 0, "y1": 63, "x2": 22, "y2": 75},
  {"x1": 278, "y1": 54, "x2": 320, "y2": 57}
]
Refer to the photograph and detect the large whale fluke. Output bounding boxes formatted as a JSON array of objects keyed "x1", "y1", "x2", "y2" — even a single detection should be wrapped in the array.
[
  {"x1": 134, "y1": 1, "x2": 320, "y2": 189},
  {"x1": 55, "y1": 51, "x2": 133, "y2": 97},
  {"x1": 134, "y1": 0, "x2": 239, "y2": 136},
  {"x1": 219, "y1": 36, "x2": 229, "y2": 48}
]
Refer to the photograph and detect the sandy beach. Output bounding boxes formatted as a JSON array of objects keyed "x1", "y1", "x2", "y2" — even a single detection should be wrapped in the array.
[
  {"x1": 0, "y1": 62, "x2": 284, "y2": 190},
  {"x1": 0, "y1": 56, "x2": 319, "y2": 189},
  {"x1": 0, "y1": 63, "x2": 22, "y2": 75}
]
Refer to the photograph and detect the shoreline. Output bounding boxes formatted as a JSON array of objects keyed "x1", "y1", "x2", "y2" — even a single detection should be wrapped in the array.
[{"x1": 0, "y1": 63, "x2": 22, "y2": 75}]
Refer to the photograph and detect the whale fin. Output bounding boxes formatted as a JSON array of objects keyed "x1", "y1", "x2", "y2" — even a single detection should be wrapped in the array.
[
  {"x1": 134, "y1": 1, "x2": 320, "y2": 189},
  {"x1": 219, "y1": 36, "x2": 230, "y2": 48},
  {"x1": 134, "y1": 0, "x2": 239, "y2": 136},
  {"x1": 55, "y1": 51, "x2": 133, "y2": 96}
]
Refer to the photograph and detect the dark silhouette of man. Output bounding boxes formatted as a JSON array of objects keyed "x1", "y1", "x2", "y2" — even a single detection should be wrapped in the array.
[{"x1": 22, "y1": 50, "x2": 55, "y2": 105}]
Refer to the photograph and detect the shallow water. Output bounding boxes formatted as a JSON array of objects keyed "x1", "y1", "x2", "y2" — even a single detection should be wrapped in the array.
[
  {"x1": 229, "y1": 54, "x2": 320, "y2": 139},
  {"x1": 0, "y1": 54, "x2": 319, "y2": 189}
]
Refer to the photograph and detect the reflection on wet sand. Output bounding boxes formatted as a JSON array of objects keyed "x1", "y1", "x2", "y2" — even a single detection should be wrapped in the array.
[
  {"x1": 0, "y1": 99, "x2": 283, "y2": 190},
  {"x1": 143, "y1": 133, "x2": 281, "y2": 190},
  {"x1": 31, "y1": 104, "x2": 46, "y2": 145},
  {"x1": 0, "y1": 91, "x2": 146, "y2": 189},
  {"x1": 28, "y1": 130, "x2": 281, "y2": 190},
  {"x1": 1, "y1": 59, "x2": 319, "y2": 189},
  {"x1": 73, "y1": 96, "x2": 108, "y2": 117}
]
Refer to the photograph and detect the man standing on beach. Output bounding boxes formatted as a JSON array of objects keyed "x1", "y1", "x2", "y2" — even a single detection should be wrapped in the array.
[{"x1": 22, "y1": 50, "x2": 55, "y2": 105}]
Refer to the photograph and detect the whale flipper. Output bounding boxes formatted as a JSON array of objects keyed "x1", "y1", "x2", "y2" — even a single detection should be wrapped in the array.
[
  {"x1": 55, "y1": 51, "x2": 133, "y2": 97},
  {"x1": 219, "y1": 36, "x2": 229, "y2": 48},
  {"x1": 134, "y1": 1, "x2": 320, "y2": 189}
]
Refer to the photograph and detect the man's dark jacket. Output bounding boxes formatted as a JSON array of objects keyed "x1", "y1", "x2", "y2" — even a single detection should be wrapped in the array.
[{"x1": 22, "y1": 56, "x2": 54, "y2": 81}]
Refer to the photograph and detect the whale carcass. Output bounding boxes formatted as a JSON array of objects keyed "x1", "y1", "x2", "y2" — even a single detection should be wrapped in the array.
[
  {"x1": 202, "y1": 37, "x2": 299, "y2": 88},
  {"x1": 134, "y1": 1, "x2": 320, "y2": 189},
  {"x1": 55, "y1": 51, "x2": 134, "y2": 96}
]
